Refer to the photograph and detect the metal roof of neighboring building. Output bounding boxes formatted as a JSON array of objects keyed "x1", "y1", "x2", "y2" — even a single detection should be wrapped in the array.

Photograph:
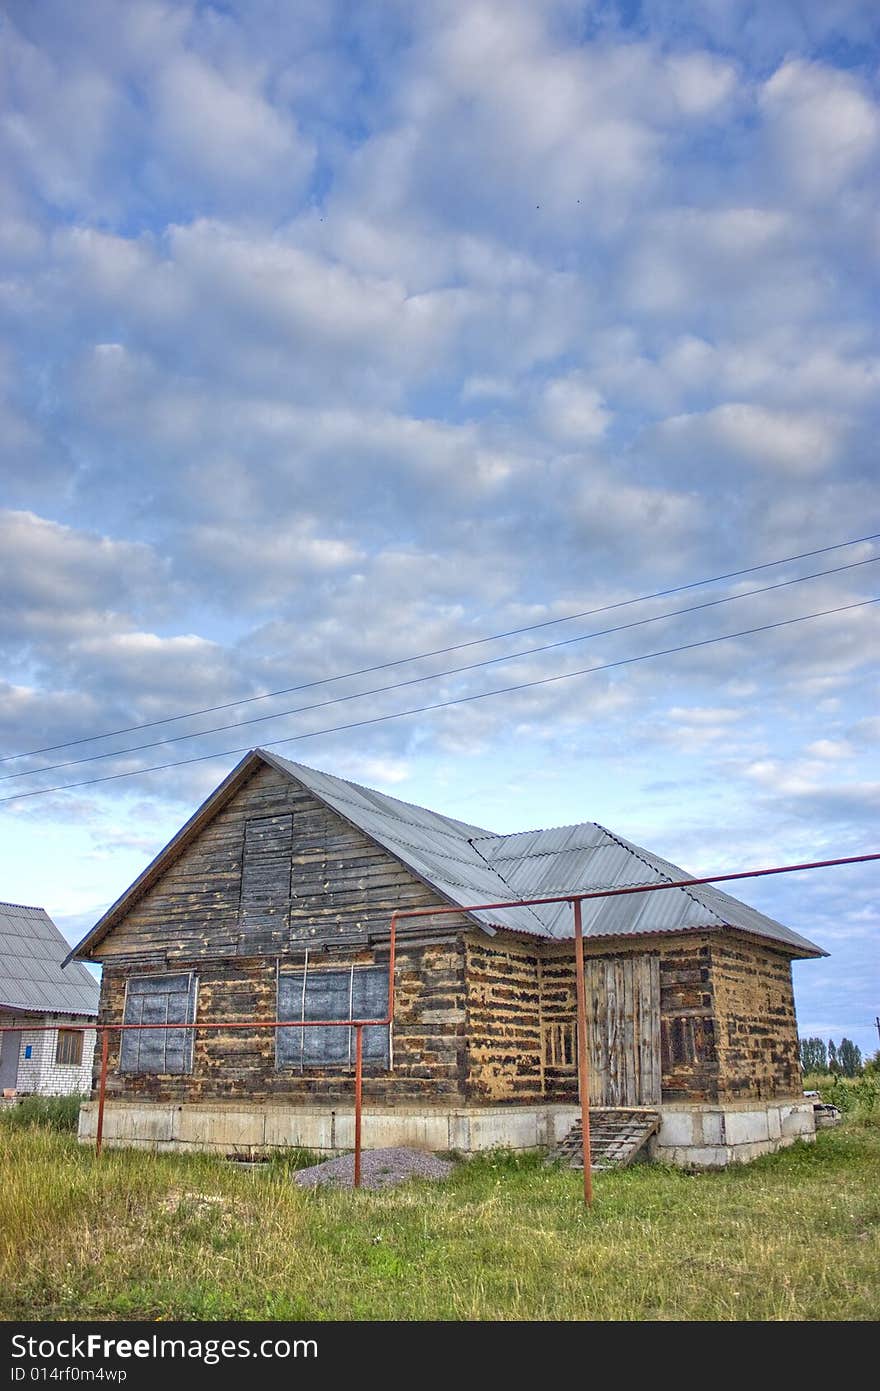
[
  {"x1": 68, "y1": 749, "x2": 825, "y2": 961},
  {"x1": 0, "y1": 902, "x2": 99, "y2": 1015}
]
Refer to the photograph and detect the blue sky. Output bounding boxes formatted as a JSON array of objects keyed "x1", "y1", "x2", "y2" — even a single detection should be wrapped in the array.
[{"x1": 0, "y1": 0, "x2": 877, "y2": 1054}]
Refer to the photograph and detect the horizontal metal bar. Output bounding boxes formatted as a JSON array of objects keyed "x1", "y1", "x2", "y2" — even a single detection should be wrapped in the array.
[
  {"x1": 0, "y1": 1017, "x2": 386, "y2": 1033},
  {"x1": 7, "y1": 850, "x2": 876, "y2": 1041},
  {"x1": 384, "y1": 850, "x2": 880, "y2": 922}
]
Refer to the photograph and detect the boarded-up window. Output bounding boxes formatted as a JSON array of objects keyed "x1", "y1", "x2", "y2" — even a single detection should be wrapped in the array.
[
  {"x1": 277, "y1": 965, "x2": 389, "y2": 1069},
  {"x1": 55, "y1": 1029, "x2": 83, "y2": 1066},
  {"x1": 120, "y1": 973, "x2": 197, "y2": 1074},
  {"x1": 662, "y1": 1014, "x2": 715, "y2": 1069},
  {"x1": 543, "y1": 1020, "x2": 576, "y2": 1069},
  {"x1": 239, "y1": 814, "x2": 293, "y2": 934}
]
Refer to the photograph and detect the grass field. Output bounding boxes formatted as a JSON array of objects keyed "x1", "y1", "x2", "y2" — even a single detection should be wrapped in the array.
[{"x1": 2, "y1": 1109, "x2": 878, "y2": 1322}]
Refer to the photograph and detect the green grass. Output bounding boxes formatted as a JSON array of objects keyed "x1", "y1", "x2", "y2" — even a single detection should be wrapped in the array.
[
  {"x1": 0, "y1": 1093, "x2": 85, "y2": 1132},
  {"x1": 1, "y1": 1118, "x2": 878, "y2": 1321}
]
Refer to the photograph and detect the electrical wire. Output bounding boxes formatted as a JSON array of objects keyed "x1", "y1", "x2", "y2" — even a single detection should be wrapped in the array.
[
  {"x1": 3, "y1": 553, "x2": 876, "y2": 783},
  {"x1": 3, "y1": 529, "x2": 877, "y2": 764},
  {"x1": 1, "y1": 594, "x2": 875, "y2": 806}
]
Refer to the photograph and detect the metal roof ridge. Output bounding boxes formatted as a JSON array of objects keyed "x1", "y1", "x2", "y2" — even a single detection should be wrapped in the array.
[{"x1": 468, "y1": 819, "x2": 605, "y2": 844}]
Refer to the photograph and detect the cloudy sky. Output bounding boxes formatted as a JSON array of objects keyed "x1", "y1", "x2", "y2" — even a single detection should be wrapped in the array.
[{"x1": 1, "y1": 0, "x2": 878, "y2": 1054}]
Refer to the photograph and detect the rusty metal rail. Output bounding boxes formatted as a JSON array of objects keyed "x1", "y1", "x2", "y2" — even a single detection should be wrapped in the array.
[{"x1": 4, "y1": 850, "x2": 878, "y2": 1203}]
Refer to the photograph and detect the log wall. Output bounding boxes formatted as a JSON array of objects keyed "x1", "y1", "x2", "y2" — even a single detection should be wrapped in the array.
[
  {"x1": 465, "y1": 936, "x2": 664, "y2": 1106},
  {"x1": 710, "y1": 938, "x2": 802, "y2": 1099},
  {"x1": 96, "y1": 940, "x2": 468, "y2": 1105},
  {"x1": 89, "y1": 762, "x2": 472, "y2": 1104}
]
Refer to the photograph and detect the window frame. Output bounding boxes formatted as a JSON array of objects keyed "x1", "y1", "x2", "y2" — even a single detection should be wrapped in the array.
[
  {"x1": 276, "y1": 960, "x2": 391, "y2": 1071},
  {"x1": 119, "y1": 971, "x2": 199, "y2": 1076},
  {"x1": 55, "y1": 1028, "x2": 84, "y2": 1067}
]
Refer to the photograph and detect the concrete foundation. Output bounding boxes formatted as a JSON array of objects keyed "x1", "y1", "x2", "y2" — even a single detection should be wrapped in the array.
[
  {"x1": 78, "y1": 1096, "x2": 816, "y2": 1166},
  {"x1": 650, "y1": 1098, "x2": 816, "y2": 1167},
  {"x1": 77, "y1": 1100, "x2": 582, "y2": 1155}
]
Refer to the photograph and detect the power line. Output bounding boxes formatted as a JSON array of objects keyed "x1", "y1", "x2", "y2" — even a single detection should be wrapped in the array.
[
  {"x1": 1, "y1": 595, "x2": 875, "y2": 807},
  {"x1": 3, "y1": 529, "x2": 877, "y2": 765},
  {"x1": 3, "y1": 553, "x2": 876, "y2": 783}
]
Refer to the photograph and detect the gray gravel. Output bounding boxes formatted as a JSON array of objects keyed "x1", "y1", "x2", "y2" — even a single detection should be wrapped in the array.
[{"x1": 292, "y1": 1146, "x2": 455, "y2": 1190}]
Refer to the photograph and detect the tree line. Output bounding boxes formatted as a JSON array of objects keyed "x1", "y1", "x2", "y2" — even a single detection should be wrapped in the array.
[{"x1": 799, "y1": 1036, "x2": 872, "y2": 1077}]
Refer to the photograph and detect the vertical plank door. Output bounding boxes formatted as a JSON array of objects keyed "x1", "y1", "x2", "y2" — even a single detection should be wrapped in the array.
[{"x1": 586, "y1": 955, "x2": 660, "y2": 1106}]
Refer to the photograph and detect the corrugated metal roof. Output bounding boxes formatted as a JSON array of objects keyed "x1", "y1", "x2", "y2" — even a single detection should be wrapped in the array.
[
  {"x1": 265, "y1": 753, "x2": 824, "y2": 956},
  {"x1": 0, "y1": 902, "x2": 99, "y2": 1015},
  {"x1": 264, "y1": 753, "x2": 549, "y2": 936},
  {"x1": 67, "y1": 750, "x2": 825, "y2": 960}
]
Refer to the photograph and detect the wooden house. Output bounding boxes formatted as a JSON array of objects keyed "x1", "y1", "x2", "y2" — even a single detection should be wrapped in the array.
[
  {"x1": 69, "y1": 750, "x2": 822, "y2": 1166},
  {"x1": 1, "y1": 902, "x2": 98, "y2": 1098}
]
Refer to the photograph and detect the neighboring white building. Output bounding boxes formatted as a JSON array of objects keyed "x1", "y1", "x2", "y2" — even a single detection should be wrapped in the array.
[{"x1": 0, "y1": 902, "x2": 98, "y2": 1097}]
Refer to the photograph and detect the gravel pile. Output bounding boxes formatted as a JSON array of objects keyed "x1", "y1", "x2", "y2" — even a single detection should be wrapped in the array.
[{"x1": 293, "y1": 1146, "x2": 454, "y2": 1190}]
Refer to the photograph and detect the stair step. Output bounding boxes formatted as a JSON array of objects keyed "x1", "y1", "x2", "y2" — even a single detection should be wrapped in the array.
[{"x1": 547, "y1": 1108, "x2": 660, "y2": 1172}]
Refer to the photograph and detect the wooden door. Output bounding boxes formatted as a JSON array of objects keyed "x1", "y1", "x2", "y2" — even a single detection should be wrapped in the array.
[{"x1": 586, "y1": 954, "x2": 660, "y2": 1106}]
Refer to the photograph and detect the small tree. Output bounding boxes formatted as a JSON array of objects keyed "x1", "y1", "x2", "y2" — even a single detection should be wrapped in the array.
[
  {"x1": 837, "y1": 1038, "x2": 862, "y2": 1078},
  {"x1": 828, "y1": 1039, "x2": 839, "y2": 1074}
]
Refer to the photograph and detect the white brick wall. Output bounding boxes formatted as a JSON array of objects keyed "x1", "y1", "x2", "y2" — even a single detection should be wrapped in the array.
[{"x1": 0, "y1": 1011, "x2": 95, "y2": 1095}]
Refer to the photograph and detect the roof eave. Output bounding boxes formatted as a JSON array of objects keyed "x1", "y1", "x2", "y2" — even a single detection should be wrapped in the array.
[
  {"x1": 488, "y1": 919, "x2": 827, "y2": 958},
  {"x1": 0, "y1": 1001, "x2": 98, "y2": 1017}
]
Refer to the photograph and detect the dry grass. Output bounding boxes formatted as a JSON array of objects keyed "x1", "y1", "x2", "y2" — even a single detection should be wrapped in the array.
[{"x1": 1, "y1": 1119, "x2": 878, "y2": 1321}]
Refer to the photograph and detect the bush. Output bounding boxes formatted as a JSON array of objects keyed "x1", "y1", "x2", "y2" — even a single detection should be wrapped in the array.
[
  {"x1": 863, "y1": 1050, "x2": 880, "y2": 1078},
  {"x1": 815, "y1": 1075, "x2": 879, "y2": 1121},
  {"x1": 0, "y1": 1094, "x2": 85, "y2": 1132}
]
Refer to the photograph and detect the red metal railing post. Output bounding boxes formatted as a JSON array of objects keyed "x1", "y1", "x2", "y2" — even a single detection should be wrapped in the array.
[
  {"x1": 572, "y1": 899, "x2": 592, "y2": 1206},
  {"x1": 354, "y1": 1024, "x2": 363, "y2": 1189},
  {"x1": 95, "y1": 1028, "x2": 109, "y2": 1158}
]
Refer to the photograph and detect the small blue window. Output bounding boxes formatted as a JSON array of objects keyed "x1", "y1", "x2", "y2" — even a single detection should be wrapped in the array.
[{"x1": 24, "y1": 1045, "x2": 32, "y2": 1059}]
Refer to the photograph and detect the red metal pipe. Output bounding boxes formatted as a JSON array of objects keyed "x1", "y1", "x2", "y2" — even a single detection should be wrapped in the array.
[
  {"x1": 377, "y1": 850, "x2": 880, "y2": 927},
  {"x1": 354, "y1": 1025, "x2": 363, "y2": 1189},
  {"x1": 95, "y1": 1029, "x2": 109, "y2": 1158},
  {"x1": 5, "y1": 847, "x2": 876, "y2": 1042},
  {"x1": 572, "y1": 899, "x2": 592, "y2": 1206}
]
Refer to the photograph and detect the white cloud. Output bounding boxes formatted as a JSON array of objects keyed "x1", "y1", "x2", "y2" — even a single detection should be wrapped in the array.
[
  {"x1": 760, "y1": 58, "x2": 879, "y2": 199},
  {"x1": 668, "y1": 706, "x2": 745, "y2": 725},
  {"x1": 0, "y1": 510, "x2": 167, "y2": 643},
  {"x1": 652, "y1": 402, "x2": 843, "y2": 475},
  {"x1": 665, "y1": 52, "x2": 737, "y2": 116},
  {"x1": 807, "y1": 739, "x2": 854, "y2": 760},
  {"x1": 541, "y1": 374, "x2": 611, "y2": 441},
  {"x1": 151, "y1": 53, "x2": 312, "y2": 202}
]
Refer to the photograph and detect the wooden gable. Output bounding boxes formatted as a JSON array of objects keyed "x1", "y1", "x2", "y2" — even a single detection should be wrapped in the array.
[{"x1": 87, "y1": 761, "x2": 472, "y2": 965}]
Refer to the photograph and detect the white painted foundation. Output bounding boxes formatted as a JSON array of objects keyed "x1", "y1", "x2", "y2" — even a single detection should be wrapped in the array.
[{"x1": 78, "y1": 1097, "x2": 816, "y2": 1166}]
